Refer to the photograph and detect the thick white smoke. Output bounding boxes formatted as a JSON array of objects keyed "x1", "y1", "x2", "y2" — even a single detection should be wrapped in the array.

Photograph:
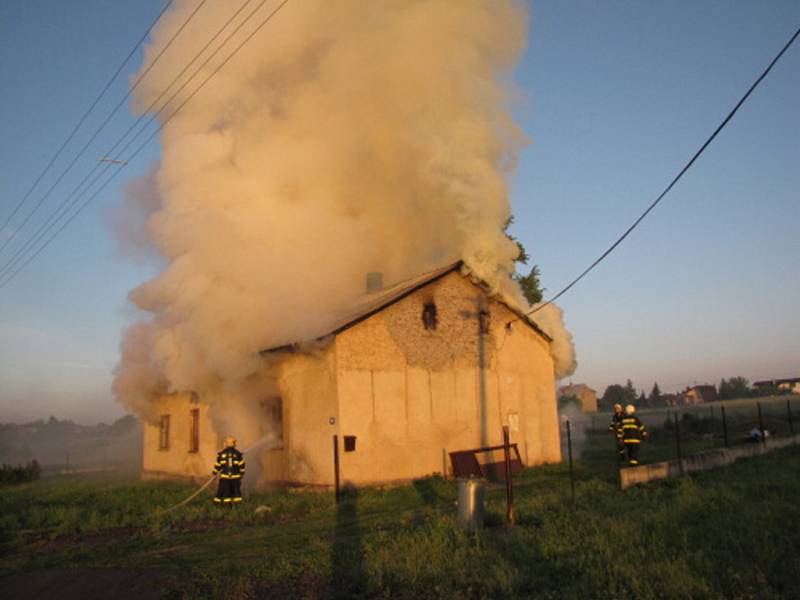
[{"x1": 113, "y1": 0, "x2": 576, "y2": 429}]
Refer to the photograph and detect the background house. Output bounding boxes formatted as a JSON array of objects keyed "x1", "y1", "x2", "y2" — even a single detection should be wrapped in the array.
[
  {"x1": 558, "y1": 383, "x2": 598, "y2": 412},
  {"x1": 142, "y1": 263, "x2": 562, "y2": 487},
  {"x1": 680, "y1": 385, "x2": 718, "y2": 405},
  {"x1": 754, "y1": 377, "x2": 800, "y2": 395}
]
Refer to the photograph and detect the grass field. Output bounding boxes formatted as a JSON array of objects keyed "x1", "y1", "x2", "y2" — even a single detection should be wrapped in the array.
[{"x1": 2, "y1": 429, "x2": 799, "y2": 599}]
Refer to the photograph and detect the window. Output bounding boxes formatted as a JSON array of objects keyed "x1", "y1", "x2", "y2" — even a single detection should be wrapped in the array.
[
  {"x1": 479, "y1": 309, "x2": 490, "y2": 334},
  {"x1": 422, "y1": 302, "x2": 438, "y2": 330},
  {"x1": 261, "y1": 397, "x2": 284, "y2": 449},
  {"x1": 158, "y1": 415, "x2": 170, "y2": 450},
  {"x1": 189, "y1": 408, "x2": 200, "y2": 453}
]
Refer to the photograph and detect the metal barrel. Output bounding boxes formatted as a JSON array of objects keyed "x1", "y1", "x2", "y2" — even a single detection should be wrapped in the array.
[{"x1": 457, "y1": 478, "x2": 486, "y2": 531}]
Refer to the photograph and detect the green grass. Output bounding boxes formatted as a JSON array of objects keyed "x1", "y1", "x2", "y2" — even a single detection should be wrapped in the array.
[{"x1": 1, "y1": 442, "x2": 799, "y2": 598}]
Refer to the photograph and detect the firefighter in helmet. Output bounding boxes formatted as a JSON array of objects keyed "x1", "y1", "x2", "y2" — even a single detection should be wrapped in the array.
[
  {"x1": 608, "y1": 403, "x2": 625, "y2": 462},
  {"x1": 620, "y1": 405, "x2": 647, "y2": 466},
  {"x1": 213, "y1": 436, "x2": 245, "y2": 505}
]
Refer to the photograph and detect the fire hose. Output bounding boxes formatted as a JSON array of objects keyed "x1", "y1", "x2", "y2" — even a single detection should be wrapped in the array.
[{"x1": 157, "y1": 435, "x2": 273, "y2": 514}]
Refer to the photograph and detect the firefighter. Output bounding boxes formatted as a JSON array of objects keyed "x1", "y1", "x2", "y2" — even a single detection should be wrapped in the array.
[
  {"x1": 620, "y1": 405, "x2": 647, "y2": 466},
  {"x1": 213, "y1": 436, "x2": 245, "y2": 505},
  {"x1": 608, "y1": 403, "x2": 625, "y2": 462}
]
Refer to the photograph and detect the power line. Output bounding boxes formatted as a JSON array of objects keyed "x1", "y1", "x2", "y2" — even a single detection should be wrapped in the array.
[
  {"x1": 0, "y1": 0, "x2": 266, "y2": 282},
  {"x1": 0, "y1": 0, "x2": 260, "y2": 282},
  {"x1": 0, "y1": 0, "x2": 292, "y2": 289},
  {"x1": 0, "y1": 0, "x2": 208, "y2": 257},
  {"x1": 0, "y1": 0, "x2": 175, "y2": 238},
  {"x1": 518, "y1": 25, "x2": 800, "y2": 321}
]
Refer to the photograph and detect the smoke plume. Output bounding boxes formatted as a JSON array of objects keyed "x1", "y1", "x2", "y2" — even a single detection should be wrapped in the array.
[{"x1": 113, "y1": 0, "x2": 576, "y2": 438}]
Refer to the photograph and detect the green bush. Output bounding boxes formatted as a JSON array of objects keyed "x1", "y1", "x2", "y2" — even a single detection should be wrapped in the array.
[{"x1": 0, "y1": 460, "x2": 40, "y2": 485}]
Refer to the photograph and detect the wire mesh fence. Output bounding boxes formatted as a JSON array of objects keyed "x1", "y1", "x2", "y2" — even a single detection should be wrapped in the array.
[{"x1": 558, "y1": 395, "x2": 800, "y2": 494}]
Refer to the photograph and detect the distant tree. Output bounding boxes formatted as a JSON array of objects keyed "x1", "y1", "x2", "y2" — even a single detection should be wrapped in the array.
[
  {"x1": 516, "y1": 265, "x2": 544, "y2": 305},
  {"x1": 623, "y1": 379, "x2": 637, "y2": 404},
  {"x1": 638, "y1": 390, "x2": 647, "y2": 406},
  {"x1": 600, "y1": 384, "x2": 625, "y2": 410},
  {"x1": 109, "y1": 414, "x2": 138, "y2": 436},
  {"x1": 649, "y1": 382, "x2": 662, "y2": 406},
  {"x1": 719, "y1": 377, "x2": 750, "y2": 400},
  {"x1": 504, "y1": 217, "x2": 544, "y2": 305}
]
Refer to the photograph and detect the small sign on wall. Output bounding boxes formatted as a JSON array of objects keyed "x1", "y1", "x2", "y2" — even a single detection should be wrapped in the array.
[{"x1": 508, "y1": 412, "x2": 519, "y2": 433}]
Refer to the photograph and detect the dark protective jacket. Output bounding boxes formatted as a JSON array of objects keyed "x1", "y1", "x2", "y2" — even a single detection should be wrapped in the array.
[
  {"x1": 213, "y1": 446, "x2": 245, "y2": 479},
  {"x1": 608, "y1": 412, "x2": 624, "y2": 436},
  {"x1": 620, "y1": 415, "x2": 647, "y2": 443}
]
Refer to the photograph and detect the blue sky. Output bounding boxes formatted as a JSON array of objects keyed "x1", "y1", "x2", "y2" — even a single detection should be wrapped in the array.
[{"x1": 0, "y1": 1, "x2": 798, "y2": 423}]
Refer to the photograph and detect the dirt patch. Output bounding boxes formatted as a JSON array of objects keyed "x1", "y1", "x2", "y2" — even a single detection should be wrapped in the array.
[{"x1": 0, "y1": 568, "x2": 167, "y2": 600}]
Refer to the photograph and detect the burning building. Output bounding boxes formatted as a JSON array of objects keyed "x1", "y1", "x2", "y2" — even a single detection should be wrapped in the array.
[
  {"x1": 143, "y1": 263, "x2": 561, "y2": 486},
  {"x1": 114, "y1": 2, "x2": 578, "y2": 488}
]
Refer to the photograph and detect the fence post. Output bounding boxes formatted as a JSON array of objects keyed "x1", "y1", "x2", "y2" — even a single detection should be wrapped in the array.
[
  {"x1": 502, "y1": 426, "x2": 517, "y2": 524},
  {"x1": 566, "y1": 419, "x2": 576, "y2": 506},
  {"x1": 787, "y1": 398, "x2": 794, "y2": 434},
  {"x1": 614, "y1": 415, "x2": 623, "y2": 489},
  {"x1": 674, "y1": 412, "x2": 684, "y2": 475},
  {"x1": 757, "y1": 402, "x2": 765, "y2": 444},
  {"x1": 721, "y1": 405, "x2": 729, "y2": 448},
  {"x1": 333, "y1": 435, "x2": 340, "y2": 503},
  {"x1": 708, "y1": 405, "x2": 715, "y2": 447}
]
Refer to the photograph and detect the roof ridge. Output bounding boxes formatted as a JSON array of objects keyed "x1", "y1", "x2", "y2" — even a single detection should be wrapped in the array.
[{"x1": 261, "y1": 260, "x2": 551, "y2": 354}]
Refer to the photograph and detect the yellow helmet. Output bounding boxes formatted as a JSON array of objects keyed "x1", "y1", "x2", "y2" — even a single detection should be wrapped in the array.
[
  {"x1": 625, "y1": 404, "x2": 636, "y2": 415},
  {"x1": 224, "y1": 436, "x2": 237, "y2": 447}
]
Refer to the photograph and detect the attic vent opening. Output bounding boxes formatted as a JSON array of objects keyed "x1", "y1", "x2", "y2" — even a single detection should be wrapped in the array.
[
  {"x1": 479, "y1": 309, "x2": 490, "y2": 334},
  {"x1": 422, "y1": 302, "x2": 438, "y2": 330}
]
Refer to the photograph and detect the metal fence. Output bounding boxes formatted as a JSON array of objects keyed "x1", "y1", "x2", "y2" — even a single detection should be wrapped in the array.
[{"x1": 560, "y1": 395, "x2": 799, "y2": 497}]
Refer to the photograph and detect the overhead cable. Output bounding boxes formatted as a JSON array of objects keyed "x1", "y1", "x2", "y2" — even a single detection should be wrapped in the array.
[
  {"x1": 518, "y1": 25, "x2": 800, "y2": 321},
  {"x1": 0, "y1": 0, "x2": 259, "y2": 281},
  {"x1": 0, "y1": 0, "x2": 292, "y2": 289},
  {"x1": 0, "y1": 0, "x2": 175, "y2": 238},
  {"x1": 0, "y1": 0, "x2": 208, "y2": 257}
]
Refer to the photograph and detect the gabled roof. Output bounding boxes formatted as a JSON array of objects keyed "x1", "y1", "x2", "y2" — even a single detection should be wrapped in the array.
[
  {"x1": 262, "y1": 261, "x2": 551, "y2": 354},
  {"x1": 684, "y1": 385, "x2": 718, "y2": 402},
  {"x1": 558, "y1": 383, "x2": 596, "y2": 396}
]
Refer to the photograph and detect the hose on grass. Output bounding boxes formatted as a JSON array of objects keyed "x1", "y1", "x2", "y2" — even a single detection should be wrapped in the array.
[
  {"x1": 157, "y1": 435, "x2": 274, "y2": 514},
  {"x1": 158, "y1": 474, "x2": 217, "y2": 515}
]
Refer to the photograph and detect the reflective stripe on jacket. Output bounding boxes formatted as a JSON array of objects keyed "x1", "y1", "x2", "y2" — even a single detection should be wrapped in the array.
[
  {"x1": 620, "y1": 416, "x2": 646, "y2": 443},
  {"x1": 213, "y1": 446, "x2": 245, "y2": 479}
]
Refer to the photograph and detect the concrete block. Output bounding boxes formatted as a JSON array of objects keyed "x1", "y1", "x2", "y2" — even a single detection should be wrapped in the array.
[{"x1": 620, "y1": 434, "x2": 800, "y2": 489}]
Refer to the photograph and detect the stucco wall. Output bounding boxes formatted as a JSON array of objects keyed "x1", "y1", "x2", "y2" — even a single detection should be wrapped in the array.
[
  {"x1": 272, "y1": 348, "x2": 339, "y2": 485},
  {"x1": 142, "y1": 393, "x2": 219, "y2": 482},
  {"x1": 334, "y1": 271, "x2": 559, "y2": 485},
  {"x1": 579, "y1": 389, "x2": 598, "y2": 413},
  {"x1": 141, "y1": 271, "x2": 560, "y2": 488}
]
